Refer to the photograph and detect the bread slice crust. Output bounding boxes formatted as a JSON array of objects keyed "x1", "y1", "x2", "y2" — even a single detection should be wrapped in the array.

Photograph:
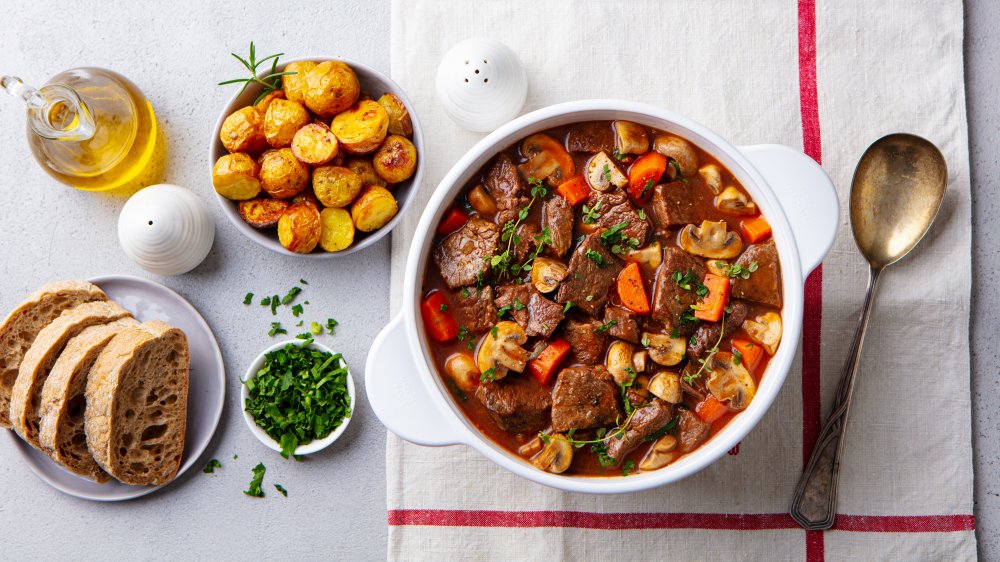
[
  {"x1": 85, "y1": 321, "x2": 189, "y2": 486},
  {"x1": 10, "y1": 300, "x2": 131, "y2": 448},
  {"x1": 38, "y1": 318, "x2": 138, "y2": 483},
  {"x1": 0, "y1": 281, "x2": 106, "y2": 427}
]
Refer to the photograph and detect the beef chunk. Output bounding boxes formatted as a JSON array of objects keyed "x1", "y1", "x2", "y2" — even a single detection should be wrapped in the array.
[
  {"x1": 605, "y1": 399, "x2": 674, "y2": 461},
  {"x1": 732, "y1": 240, "x2": 782, "y2": 307},
  {"x1": 651, "y1": 246, "x2": 708, "y2": 335},
  {"x1": 527, "y1": 292, "x2": 565, "y2": 338},
  {"x1": 555, "y1": 231, "x2": 622, "y2": 316},
  {"x1": 497, "y1": 195, "x2": 530, "y2": 226},
  {"x1": 475, "y1": 376, "x2": 551, "y2": 433},
  {"x1": 678, "y1": 409, "x2": 710, "y2": 453},
  {"x1": 542, "y1": 196, "x2": 574, "y2": 258},
  {"x1": 650, "y1": 183, "x2": 698, "y2": 229},
  {"x1": 688, "y1": 300, "x2": 747, "y2": 358},
  {"x1": 453, "y1": 286, "x2": 495, "y2": 333},
  {"x1": 551, "y1": 366, "x2": 621, "y2": 432},
  {"x1": 560, "y1": 317, "x2": 607, "y2": 364},
  {"x1": 485, "y1": 154, "x2": 529, "y2": 226},
  {"x1": 604, "y1": 306, "x2": 639, "y2": 343},
  {"x1": 588, "y1": 190, "x2": 650, "y2": 246},
  {"x1": 495, "y1": 284, "x2": 530, "y2": 327},
  {"x1": 566, "y1": 122, "x2": 614, "y2": 153},
  {"x1": 513, "y1": 223, "x2": 539, "y2": 263},
  {"x1": 433, "y1": 217, "x2": 499, "y2": 289}
]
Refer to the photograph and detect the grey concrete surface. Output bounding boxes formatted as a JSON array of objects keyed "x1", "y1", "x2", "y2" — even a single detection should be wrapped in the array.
[{"x1": 0, "y1": 0, "x2": 993, "y2": 560}]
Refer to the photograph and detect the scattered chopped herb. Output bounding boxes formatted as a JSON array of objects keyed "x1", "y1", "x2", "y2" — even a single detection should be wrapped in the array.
[
  {"x1": 733, "y1": 349, "x2": 743, "y2": 365},
  {"x1": 481, "y1": 367, "x2": 497, "y2": 382},
  {"x1": 291, "y1": 304, "x2": 304, "y2": 317},
  {"x1": 513, "y1": 298, "x2": 526, "y2": 311},
  {"x1": 669, "y1": 159, "x2": 686, "y2": 182},
  {"x1": 585, "y1": 249, "x2": 605, "y2": 267},
  {"x1": 299, "y1": 279, "x2": 308, "y2": 285},
  {"x1": 594, "y1": 320, "x2": 618, "y2": 334},
  {"x1": 497, "y1": 304, "x2": 513, "y2": 318},
  {"x1": 310, "y1": 321, "x2": 323, "y2": 335},
  {"x1": 600, "y1": 221, "x2": 639, "y2": 255},
  {"x1": 439, "y1": 303, "x2": 448, "y2": 312},
  {"x1": 603, "y1": 164, "x2": 613, "y2": 183},
  {"x1": 585, "y1": 295, "x2": 594, "y2": 302},
  {"x1": 613, "y1": 148, "x2": 625, "y2": 161},
  {"x1": 243, "y1": 463, "x2": 266, "y2": 497},
  {"x1": 689, "y1": 334, "x2": 698, "y2": 347},
  {"x1": 622, "y1": 459, "x2": 636, "y2": 477},
  {"x1": 203, "y1": 459, "x2": 221, "y2": 473},
  {"x1": 723, "y1": 261, "x2": 759, "y2": 280},
  {"x1": 538, "y1": 432, "x2": 551, "y2": 445},
  {"x1": 641, "y1": 179, "x2": 654, "y2": 198},
  {"x1": 325, "y1": 318, "x2": 338, "y2": 334},
  {"x1": 462, "y1": 287, "x2": 471, "y2": 298},
  {"x1": 670, "y1": 328, "x2": 681, "y2": 338},
  {"x1": 281, "y1": 287, "x2": 302, "y2": 305},
  {"x1": 260, "y1": 296, "x2": 271, "y2": 306},
  {"x1": 563, "y1": 301, "x2": 574, "y2": 313},
  {"x1": 296, "y1": 320, "x2": 303, "y2": 327},
  {"x1": 636, "y1": 208, "x2": 647, "y2": 220},
  {"x1": 233, "y1": 454, "x2": 239, "y2": 460},
  {"x1": 680, "y1": 310, "x2": 698, "y2": 325},
  {"x1": 582, "y1": 200, "x2": 603, "y2": 224},
  {"x1": 641, "y1": 334, "x2": 651, "y2": 347},
  {"x1": 457, "y1": 326, "x2": 469, "y2": 342},
  {"x1": 243, "y1": 292, "x2": 254, "y2": 305},
  {"x1": 488, "y1": 179, "x2": 549, "y2": 280},
  {"x1": 490, "y1": 325, "x2": 499, "y2": 339},
  {"x1": 268, "y1": 322, "x2": 287, "y2": 337},
  {"x1": 274, "y1": 483, "x2": 288, "y2": 497},
  {"x1": 296, "y1": 332, "x2": 313, "y2": 342},
  {"x1": 270, "y1": 295, "x2": 280, "y2": 316},
  {"x1": 643, "y1": 417, "x2": 680, "y2": 442}
]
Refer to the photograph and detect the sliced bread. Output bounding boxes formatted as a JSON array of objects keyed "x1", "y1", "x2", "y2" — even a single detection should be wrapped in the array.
[
  {"x1": 85, "y1": 320, "x2": 189, "y2": 486},
  {"x1": 38, "y1": 318, "x2": 138, "y2": 483},
  {"x1": 0, "y1": 281, "x2": 106, "y2": 427},
  {"x1": 10, "y1": 300, "x2": 132, "y2": 448}
]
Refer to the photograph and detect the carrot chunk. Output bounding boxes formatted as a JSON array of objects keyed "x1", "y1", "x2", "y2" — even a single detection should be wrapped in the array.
[
  {"x1": 740, "y1": 216, "x2": 772, "y2": 243},
  {"x1": 626, "y1": 152, "x2": 667, "y2": 204},
  {"x1": 527, "y1": 338, "x2": 571, "y2": 386},
  {"x1": 696, "y1": 395, "x2": 728, "y2": 424},
  {"x1": 420, "y1": 291, "x2": 458, "y2": 342},
  {"x1": 693, "y1": 273, "x2": 730, "y2": 322},
  {"x1": 732, "y1": 338, "x2": 765, "y2": 373},
  {"x1": 436, "y1": 208, "x2": 469, "y2": 235},
  {"x1": 616, "y1": 262, "x2": 651, "y2": 315},
  {"x1": 555, "y1": 175, "x2": 591, "y2": 206}
]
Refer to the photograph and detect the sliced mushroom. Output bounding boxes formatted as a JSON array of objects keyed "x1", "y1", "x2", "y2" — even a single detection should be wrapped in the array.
[
  {"x1": 605, "y1": 340, "x2": 636, "y2": 384},
  {"x1": 715, "y1": 186, "x2": 758, "y2": 216},
  {"x1": 632, "y1": 349, "x2": 649, "y2": 373},
  {"x1": 653, "y1": 135, "x2": 698, "y2": 177},
  {"x1": 530, "y1": 257, "x2": 569, "y2": 293},
  {"x1": 445, "y1": 352, "x2": 481, "y2": 392},
  {"x1": 613, "y1": 120, "x2": 649, "y2": 155},
  {"x1": 468, "y1": 184, "x2": 498, "y2": 215},
  {"x1": 699, "y1": 164, "x2": 723, "y2": 195},
  {"x1": 518, "y1": 133, "x2": 576, "y2": 186},
  {"x1": 647, "y1": 371, "x2": 682, "y2": 403},
  {"x1": 476, "y1": 321, "x2": 529, "y2": 379},
  {"x1": 705, "y1": 351, "x2": 757, "y2": 410},
  {"x1": 518, "y1": 436, "x2": 544, "y2": 458},
  {"x1": 706, "y1": 259, "x2": 729, "y2": 277},
  {"x1": 679, "y1": 220, "x2": 743, "y2": 259},
  {"x1": 742, "y1": 311, "x2": 782, "y2": 354},
  {"x1": 631, "y1": 374, "x2": 651, "y2": 401},
  {"x1": 585, "y1": 151, "x2": 628, "y2": 191},
  {"x1": 628, "y1": 241, "x2": 662, "y2": 270},
  {"x1": 639, "y1": 434, "x2": 678, "y2": 471},
  {"x1": 531, "y1": 435, "x2": 573, "y2": 473},
  {"x1": 644, "y1": 332, "x2": 686, "y2": 366}
]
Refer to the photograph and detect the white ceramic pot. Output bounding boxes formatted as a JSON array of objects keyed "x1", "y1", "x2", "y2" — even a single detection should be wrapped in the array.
[{"x1": 366, "y1": 100, "x2": 838, "y2": 494}]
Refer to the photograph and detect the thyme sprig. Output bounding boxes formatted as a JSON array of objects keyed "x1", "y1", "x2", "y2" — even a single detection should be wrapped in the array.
[{"x1": 219, "y1": 42, "x2": 297, "y2": 104}]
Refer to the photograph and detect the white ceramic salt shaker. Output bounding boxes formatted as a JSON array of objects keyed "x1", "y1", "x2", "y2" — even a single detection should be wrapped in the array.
[
  {"x1": 436, "y1": 38, "x2": 528, "y2": 132},
  {"x1": 117, "y1": 184, "x2": 215, "y2": 276}
]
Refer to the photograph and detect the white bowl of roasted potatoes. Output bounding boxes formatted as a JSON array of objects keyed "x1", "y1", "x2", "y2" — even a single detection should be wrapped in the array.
[{"x1": 210, "y1": 57, "x2": 423, "y2": 256}]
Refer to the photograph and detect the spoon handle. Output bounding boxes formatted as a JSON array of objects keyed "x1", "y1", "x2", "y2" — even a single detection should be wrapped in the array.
[{"x1": 790, "y1": 266, "x2": 882, "y2": 530}]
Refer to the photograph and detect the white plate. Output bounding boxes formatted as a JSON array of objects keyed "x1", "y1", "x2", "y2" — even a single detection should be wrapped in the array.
[{"x1": 3, "y1": 275, "x2": 226, "y2": 501}]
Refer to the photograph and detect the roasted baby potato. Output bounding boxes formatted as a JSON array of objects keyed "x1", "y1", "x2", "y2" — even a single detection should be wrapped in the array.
[
  {"x1": 330, "y1": 100, "x2": 389, "y2": 154},
  {"x1": 264, "y1": 99, "x2": 310, "y2": 148},
  {"x1": 292, "y1": 190, "x2": 320, "y2": 211},
  {"x1": 320, "y1": 207, "x2": 356, "y2": 252},
  {"x1": 351, "y1": 185, "x2": 398, "y2": 232},
  {"x1": 259, "y1": 148, "x2": 310, "y2": 199},
  {"x1": 377, "y1": 93, "x2": 413, "y2": 137},
  {"x1": 220, "y1": 106, "x2": 268, "y2": 154},
  {"x1": 372, "y1": 135, "x2": 418, "y2": 183},
  {"x1": 212, "y1": 153, "x2": 261, "y2": 200},
  {"x1": 282, "y1": 61, "x2": 316, "y2": 104},
  {"x1": 238, "y1": 197, "x2": 289, "y2": 228},
  {"x1": 345, "y1": 158, "x2": 386, "y2": 187},
  {"x1": 254, "y1": 90, "x2": 285, "y2": 117},
  {"x1": 304, "y1": 60, "x2": 360, "y2": 117},
  {"x1": 278, "y1": 202, "x2": 322, "y2": 253},
  {"x1": 312, "y1": 165, "x2": 364, "y2": 208},
  {"x1": 291, "y1": 123, "x2": 340, "y2": 165}
]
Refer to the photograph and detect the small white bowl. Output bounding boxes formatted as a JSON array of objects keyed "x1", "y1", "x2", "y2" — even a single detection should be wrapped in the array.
[{"x1": 241, "y1": 339, "x2": 355, "y2": 456}]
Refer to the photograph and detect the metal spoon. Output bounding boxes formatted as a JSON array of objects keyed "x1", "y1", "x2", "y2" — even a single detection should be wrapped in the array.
[{"x1": 790, "y1": 133, "x2": 948, "y2": 530}]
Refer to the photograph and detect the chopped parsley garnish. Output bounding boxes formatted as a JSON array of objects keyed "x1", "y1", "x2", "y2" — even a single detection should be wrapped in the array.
[
  {"x1": 439, "y1": 303, "x2": 448, "y2": 312},
  {"x1": 513, "y1": 298, "x2": 526, "y2": 311},
  {"x1": 641, "y1": 333, "x2": 651, "y2": 347},
  {"x1": 594, "y1": 320, "x2": 618, "y2": 334},
  {"x1": 582, "y1": 200, "x2": 603, "y2": 224},
  {"x1": 497, "y1": 304, "x2": 513, "y2": 318},
  {"x1": 733, "y1": 349, "x2": 743, "y2": 365},
  {"x1": 325, "y1": 318, "x2": 338, "y2": 334},
  {"x1": 291, "y1": 304, "x2": 304, "y2": 317},
  {"x1": 295, "y1": 332, "x2": 313, "y2": 342},
  {"x1": 600, "y1": 221, "x2": 639, "y2": 255},
  {"x1": 281, "y1": 287, "x2": 302, "y2": 305},
  {"x1": 622, "y1": 459, "x2": 636, "y2": 477},
  {"x1": 274, "y1": 483, "x2": 288, "y2": 497},
  {"x1": 242, "y1": 343, "x2": 352, "y2": 459},
  {"x1": 243, "y1": 293, "x2": 254, "y2": 305},
  {"x1": 585, "y1": 249, "x2": 605, "y2": 267},
  {"x1": 260, "y1": 296, "x2": 271, "y2": 306},
  {"x1": 203, "y1": 459, "x2": 221, "y2": 473},
  {"x1": 563, "y1": 301, "x2": 574, "y2": 313},
  {"x1": 490, "y1": 325, "x2": 499, "y2": 339},
  {"x1": 613, "y1": 148, "x2": 625, "y2": 161},
  {"x1": 481, "y1": 367, "x2": 497, "y2": 382},
  {"x1": 670, "y1": 328, "x2": 681, "y2": 338},
  {"x1": 641, "y1": 179, "x2": 654, "y2": 198},
  {"x1": 721, "y1": 261, "x2": 759, "y2": 280},
  {"x1": 299, "y1": 278, "x2": 308, "y2": 285},
  {"x1": 462, "y1": 287, "x2": 471, "y2": 298},
  {"x1": 636, "y1": 208, "x2": 646, "y2": 220},
  {"x1": 268, "y1": 322, "x2": 287, "y2": 337},
  {"x1": 310, "y1": 321, "x2": 323, "y2": 335},
  {"x1": 603, "y1": 164, "x2": 613, "y2": 183},
  {"x1": 270, "y1": 295, "x2": 280, "y2": 315},
  {"x1": 244, "y1": 463, "x2": 266, "y2": 497}
]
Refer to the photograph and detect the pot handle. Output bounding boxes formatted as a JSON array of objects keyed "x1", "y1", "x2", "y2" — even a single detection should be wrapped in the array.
[
  {"x1": 365, "y1": 313, "x2": 464, "y2": 446},
  {"x1": 739, "y1": 144, "x2": 839, "y2": 276}
]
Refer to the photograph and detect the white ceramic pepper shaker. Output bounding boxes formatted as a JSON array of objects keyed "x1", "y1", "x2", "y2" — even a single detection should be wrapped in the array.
[
  {"x1": 117, "y1": 184, "x2": 215, "y2": 275},
  {"x1": 436, "y1": 38, "x2": 528, "y2": 132}
]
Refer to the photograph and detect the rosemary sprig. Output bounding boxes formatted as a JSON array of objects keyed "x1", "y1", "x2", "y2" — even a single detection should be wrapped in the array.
[{"x1": 218, "y1": 41, "x2": 297, "y2": 104}]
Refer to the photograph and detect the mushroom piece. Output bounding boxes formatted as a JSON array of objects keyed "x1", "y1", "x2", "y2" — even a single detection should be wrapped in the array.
[
  {"x1": 647, "y1": 371, "x2": 682, "y2": 403},
  {"x1": 715, "y1": 186, "x2": 758, "y2": 216},
  {"x1": 644, "y1": 332, "x2": 686, "y2": 366},
  {"x1": 698, "y1": 164, "x2": 723, "y2": 195},
  {"x1": 445, "y1": 352, "x2": 481, "y2": 392},
  {"x1": 530, "y1": 257, "x2": 569, "y2": 293},
  {"x1": 518, "y1": 436, "x2": 544, "y2": 458},
  {"x1": 632, "y1": 349, "x2": 649, "y2": 373},
  {"x1": 742, "y1": 311, "x2": 782, "y2": 355},
  {"x1": 613, "y1": 120, "x2": 650, "y2": 155},
  {"x1": 476, "y1": 321, "x2": 529, "y2": 379},
  {"x1": 518, "y1": 133, "x2": 576, "y2": 186},
  {"x1": 627, "y1": 241, "x2": 662, "y2": 270},
  {"x1": 585, "y1": 151, "x2": 628, "y2": 191},
  {"x1": 532, "y1": 435, "x2": 573, "y2": 473},
  {"x1": 468, "y1": 184, "x2": 498, "y2": 215},
  {"x1": 705, "y1": 351, "x2": 757, "y2": 410},
  {"x1": 679, "y1": 220, "x2": 743, "y2": 259},
  {"x1": 706, "y1": 259, "x2": 729, "y2": 277},
  {"x1": 653, "y1": 135, "x2": 699, "y2": 177},
  {"x1": 639, "y1": 434, "x2": 678, "y2": 471},
  {"x1": 605, "y1": 340, "x2": 636, "y2": 384}
]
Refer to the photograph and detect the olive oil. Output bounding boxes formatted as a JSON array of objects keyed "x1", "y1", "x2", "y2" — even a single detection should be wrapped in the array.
[{"x1": 22, "y1": 68, "x2": 157, "y2": 191}]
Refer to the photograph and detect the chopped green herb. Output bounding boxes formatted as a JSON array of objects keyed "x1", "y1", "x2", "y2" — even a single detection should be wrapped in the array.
[
  {"x1": 585, "y1": 295, "x2": 594, "y2": 302},
  {"x1": 325, "y1": 318, "x2": 339, "y2": 334},
  {"x1": 622, "y1": 459, "x2": 636, "y2": 477},
  {"x1": 669, "y1": 159, "x2": 685, "y2": 182},
  {"x1": 723, "y1": 261, "x2": 759, "y2": 280},
  {"x1": 203, "y1": 459, "x2": 221, "y2": 473},
  {"x1": 310, "y1": 321, "x2": 323, "y2": 335},
  {"x1": 643, "y1": 417, "x2": 680, "y2": 442},
  {"x1": 291, "y1": 304, "x2": 304, "y2": 317},
  {"x1": 582, "y1": 201, "x2": 603, "y2": 224},
  {"x1": 300, "y1": 279, "x2": 308, "y2": 285},
  {"x1": 585, "y1": 249, "x2": 605, "y2": 267},
  {"x1": 233, "y1": 454, "x2": 239, "y2": 460},
  {"x1": 603, "y1": 164, "x2": 613, "y2": 183},
  {"x1": 481, "y1": 367, "x2": 497, "y2": 382},
  {"x1": 636, "y1": 208, "x2": 647, "y2": 220},
  {"x1": 268, "y1": 322, "x2": 287, "y2": 337},
  {"x1": 244, "y1": 463, "x2": 266, "y2": 497},
  {"x1": 260, "y1": 296, "x2": 272, "y2": 306},
  {"x1": 641, "y1": 179, "x2": 654, "y2": 198},
  {"x1": 274, "y1": 483, "x2": 288, "y2": 497},
  {"x1": 295, "y1": 332, "x2": 313, "y2": 342},
  {"x1": 513, "y1": 298, "x2": 526, "y2": 311},
  {"x1": 613, "y1": 148, "x2": 625, "y2": 161},
  {"x1": 270, "y1": 295, "x2": 280, "y2": 316},
  {"x1": 538, "y1": 432, "x2": 551, "y2": 445},
  {"x1": 670, "y1": 328, "x2": 681, "y2": 338},
  {"x1": 497, "y1": 304, "x2": 513, "y2": 318},
  {"x1": 281, "y1": 287, "x2": 303, "y2": 305},
  {"x1": 457, "y1": 326, "x2": 469, "y2": 342},
  {"x1": 243, "y1": 292, "x2": 254, "y2": 305},
  {"x1": 563, "y1": 301, "x2": 574, "y2": 313},
  {"x1": 490, "y1": 325, "x2": 499, "y2": 339},
  {"x1": 733, "y1": 349, "x2": 743, "y2": 365},
  {"x1": 594, "y1": 320, "x2": 618, "y2": 334},
  {"x1": 462, "y1": 287, "x2": 471, "y2": 298},
  {"x1": 440, "y1": 303, "x2": 449, "y2": 312},
  {"x1": 641, "y1": 334, "x2": 651, "y2": 347}
]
